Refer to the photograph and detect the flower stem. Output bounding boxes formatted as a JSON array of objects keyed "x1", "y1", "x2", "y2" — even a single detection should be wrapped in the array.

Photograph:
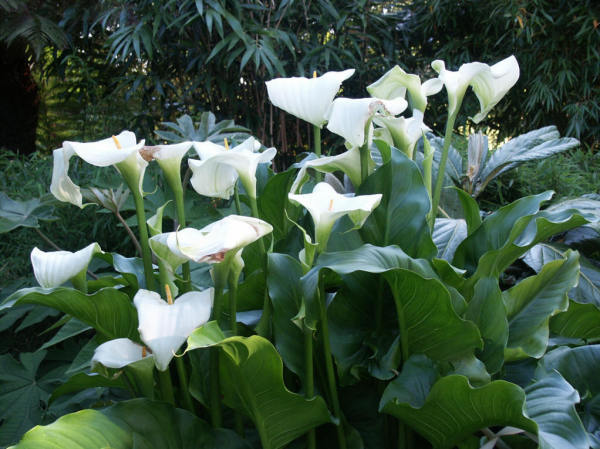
[
  {"x1": 158, "y1": 367, "x2": 175, "y2": 405},
  {"x1": 132, "y1": 189, "x2": 156, "y2": 291},
  {"x1": 173, "y1": 185, "x2": 191, "y2": 292},
  {"x1": 249, "y1": 195, "x2": 271, "y2": 338},
  {"x1": 313, "y1": 125, "x2": 322, "y2": 182},
  {"x1": 234, "y1": 183, "x2": 242, "y2": 215},
  {"x1": 304, "y1": 324, "x2": 316, "y2": 449},
  {"x1": 430, "y1": 112, "x2": 458, "y2": 232},
  {"x1": 175, "y1": 356, "x2": 195, "y2": 413},
  {"x1": 209, "y1": 348, "x2": 222, "y2": 427},
  {"x1": 318, "y1": 282, "x2": 347, "y2": 449},
  {"x1": 228, "y1": 270, "x2": 241, "y2": 335}
]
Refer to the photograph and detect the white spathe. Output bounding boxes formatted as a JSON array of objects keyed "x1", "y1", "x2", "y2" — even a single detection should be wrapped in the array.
[
  {"x1": 168, "y1": 215, "x2": 273, "y2": 264},
  {"x1": 266, "y1": 69, "x2": 355, "y2": 127},
  {"x1": 134, "y1": 289, "x2": 214, "y2": 371},
  {"x1": 367, "y1": 65, "x2": 443, "y2": 112},
  {"x1": 30, "y1": 243, "x2": 102, "y2": 288},
  {"x1": 140, "y1": 141, "x2": 194, "y2": 183},
  {"x1": 50, "y1": 146, "x2": 83, "y2": 208},
  {"x1": 374, "y1": 109, "x2": 431, "y2": 158},
  {"x1": 290, "y1": 146, "x2": 369, "y2": 194},
  {"x1": 325, "y1": 97, "x2": 408, "y2": 148},
  {"x1": 288, "y1": 182, "x2": 382, "y2": 250},
  {"x1": 190, "y1": 137, "x2": 276, "y2": 199},
  {"x1": 92, "y1": 338, "x2": 150, "y2": 369},
  {"x1": 51, "y1": 131, "x2": 148, "y2": 205},
  {"x1": 432, "y1": 55, "x2": 519, "y2": 123}
]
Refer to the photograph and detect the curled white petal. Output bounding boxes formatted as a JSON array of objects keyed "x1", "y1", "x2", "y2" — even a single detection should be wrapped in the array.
[
  {"x1": 31, "y1": 242, "x2": 102, "y2": 288},
  {"x1": 374, "y1": 109, "x2": 431, "y2": 158},
  {"x1": 289, "y1": 182, "x2": 382, "y2": 248},
  {"x1": 50, "y1": 146, "x2": 82, "y2": 208},
  {"x1": 134, "y1": 289, "x2": 214, "y2": 371},
  {"x1": 266, "y1": 69, "x2": 355, "y2": 127},
  {"x1": 168, "y1": 215, "x2": 273, "y2": 264},
  {"x1": 189, "y1": 137, "x2": 276, "y2": 199},
  {"x1": 432, "y1": 56, "x2": 519, "y2": 122},
  {"x1": 92, "y1": 338, "x2": 149, "y2": 369},
  {"x1": 325, "y1": 97, "x2": 408, "y2": 148},
  {"x1": 63, "y1": 131, "x2": 144, "y2": 167}
]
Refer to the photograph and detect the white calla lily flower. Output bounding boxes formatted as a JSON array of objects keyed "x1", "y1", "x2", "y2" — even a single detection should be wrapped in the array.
[
  {"x1": 50, "y1": 146, "x2": 82, "y2": 208},
  {"x1": 134, "y1": 288, "x2": 213, "y2": 371},
  {"x1": 190, "y1": 137, "x2": 276, "y2": 199},
  {"x1": 374, "y1": 109, "x2": 430, "y2": 158},
  {"x1": 168, "y1": 215, "x2": 273, "y2": 264},
  {"x1": 139, "y1": 141, "x2": 193, "y2": 189},
  {"x1": 92, "y1": 338, "x2": 151, "y2": 369},
  {"x1": 51, "y1": 131, "x2": 148, "y2": 205},
  {"x1": 367, "y1": 65, "x2": 443, "y2": 112},
  {"x1": 266, "y1": 69, "x2": 355, "y2": 127},
  {"x1": 432, "y1": 55, "x2": 519, "y2": 123},
  {"x1": 30, "y1": 243, "x2": 102, "y2": 288},
  {"x1": 289, "y1": 182, "x2": 382, "y2": 251},
  {"x1": 325, "y1": 97, "x2": 408, "y2": 148},
  {"x1": 290, "y1": 146, "x2": 372, "y2": 194}
]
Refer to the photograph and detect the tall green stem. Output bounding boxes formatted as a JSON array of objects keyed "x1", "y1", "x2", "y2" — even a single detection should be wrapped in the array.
[
  {"x1": 304, "y1": 325, "x2": 316, "y2": 449},
  {"x1": 132, "y1": 190, "x2": 156, "y2": 291},
  {"x1": 158, "y1": 368, "x2": 175, "y2": 405},
  {"x1": 313, "y1": 125, "x2": 322, "y2": 182},
  {"x1": 234, "y1": 183, "x2": 242, "y2": 215},
  {"x1": 173, "y1": 185, "x2": 191, "y2": 292},
  {"x1": 430, "y1": 112, "x2": 458, "y2": 231},
  {"x1": 360, "y1": 143, "x2": 370, "y2": 183},
  {"x1": 209, "y1": 348, "x2": 222, "y2": 428},
  {"x1": 175, "y1": 357, "x2": 194, "y2": 413},
  {"x1": 319, "y1": 283, "x2": 347, "y2": 449},
  {"x1": 249, "y1": 195, "x2": 271, "y2": 338}
]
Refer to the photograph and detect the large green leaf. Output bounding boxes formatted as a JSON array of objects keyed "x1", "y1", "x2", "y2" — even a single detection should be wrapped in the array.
[
  {"x1": 0, "y1": 352, "x2": 55, "y2": 447},
  {"x1": 0, "y1": 192, "x2": 57, "y2": 233},
  {"x1": 524, "y1": 371, "x2": 589, "y2": 449},
  {"x1": 187, "y1": 331, "x2": 332, "y2": 449},
  {"x1": 267, "y1": 253, "x2": 305, "y2": 382},
  {"x1": 465, "y1": 277, "x2": 507, "y2": 374},
  {"x1": 551, "y1": 301, "x2": 600, "y2": 340},
  {"x1": 379, "y1": 355, "x2": 536, "y2": 449},
  {"x1": 475, "y1": 126, "x2": 580, "y2": 196},
  {"x1": 1, "y1": 287, "x2": 138, "y2": 341},
  {"x1": 358, "y1": 148, "x2": 436, "y2": 259},
  {"x1": 545, "y1": 195, "x2": 600, "y2": 233},
  {"x1": 453, "y1": 191, "x2": 553, "y2": 274},
  {"x1": 504, "y1": 250, "x2": 579, "y2": 360},
  {"x1": 524, "y1": 243, "x2": 600, "y2": 307},
  {"x1": 259, "y1": 169, "x2": 301, "y2": 242},
  {"x1": 303, "y1": 245, "x2": 481, "y2": 362},
  {"x1": 455, "y1": 192, "x2": 588, "y2": 295},
  {"x1": 538, "y1": 345, "x2": 600, "y2": 397},
  {"x1": 9, "y1": 398, "x2": 249, "y2": 449},
  {"x1": 432, "y1": 218, "x2": 467, "y2": 262}
]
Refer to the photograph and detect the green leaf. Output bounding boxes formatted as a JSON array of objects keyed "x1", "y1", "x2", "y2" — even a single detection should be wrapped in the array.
[
  {"x1": 0, "y1": 352, "x2": 52, "y2": 447},
  {"x1": 259, "y1": 169, "x2": 301, "y2": 242},
  {"x1": 524, "y1": 371, "x2": 589, "y2": 449},
  {"x1": 49, "y1": 373, "x2": 127, "y2": 404},
  {"x1": 40, "y1": 318, "x2": 92, "y2": 350},
  {"x1": 379, "y1": 355, "x2": 536, "y2": 449},
  {"x1": 267, "y1": 253, "x2": 305, "y2": 382},
  {"x1": 524, "y1": 243, "x2": 600, "y2": 307},
  {"x1": 476, "y1": 126, "x2": 580, "y2": 196},
  {"x1": 504, "y1": 250, "x2": 579, "y2": 360},
  {"x1": 0, "y1": 192, "x2": 57, "y2": 233},
  {"x1": 304, "y1": 245, "x2": 481, "y2": 362},
  {"x1": 432, "y1": 218, "x2": 467, "y2": 262},
  {"x1": 465, "y1": 277, "x2": 507, "y2": 374},
  {"x1": 186, "y1": 332, "x2": 332, "y2": 449},
  {"x1": 551, "y1": 301, "x2": 600, "y2": 340},
  {"x1": 10, "y1": 399, "x2": 250, "y2": 449},
  {"x1": 538, "y1": 345, "x2": 600, "y2": 397},
  {"x1": 358, "y1": 148, "x2": 436, "y2": 259},
  {"x1": 1, "y1": 287, "x2": 138, "y2": 341},
  {"x1": 452, "y1": 187, "x2": 482, "y2": 234}
]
